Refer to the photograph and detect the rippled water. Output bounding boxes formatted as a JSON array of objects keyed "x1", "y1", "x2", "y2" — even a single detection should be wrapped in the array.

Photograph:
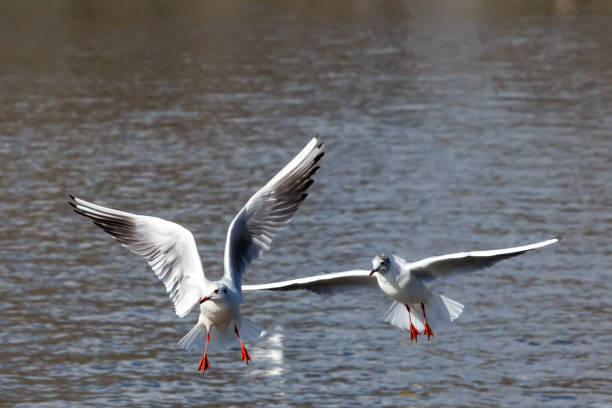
[{"x1": 1, "y1": 1, "x2": 611, "y2": 407}]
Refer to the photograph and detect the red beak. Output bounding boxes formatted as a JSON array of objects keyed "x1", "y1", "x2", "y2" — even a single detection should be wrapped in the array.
[
  {"x1": 199, "y1": 296, "x2": 210, "y2": 304},
  {"x1": 369, "y1": 269, "x2": 376, "y2": 277}
]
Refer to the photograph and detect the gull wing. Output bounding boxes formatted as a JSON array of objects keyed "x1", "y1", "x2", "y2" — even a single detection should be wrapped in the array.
[
  {"x1": 69, "y1": 195, "x2": 207, "y2": 318},
  {"x1": 408, "y1": 237, "x2": 560, "y2": 282},
  {"x1": 242, "y1": 270, "x2": 377, "y2": 295},
  {"x1": 223, "y1": 137, "x2": 324, "y2": 292}
]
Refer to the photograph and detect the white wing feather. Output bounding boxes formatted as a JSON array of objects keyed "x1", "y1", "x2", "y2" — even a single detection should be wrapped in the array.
[
  {"x1": 223, "y1": 137, "x2": 324, "y2": 291},
  {"x1": 408, "y1": 237, "x2": 560, "y2": 282},
  {"x1": 69, "y1": 195, "x2": 207, "y2": 318}
]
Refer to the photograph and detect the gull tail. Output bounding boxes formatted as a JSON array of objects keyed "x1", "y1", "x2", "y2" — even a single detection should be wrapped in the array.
[
  {"x1": 177, "y1": 323, "x2": 206, "y2": 352},
  {"x1": 238, "y1": 316, "x2": 264, "y2": 344},
  {"x1": 437, "y1": 294, "x2": 464, "y2": 324},
  {"x1": 383, "y1": 294, "x2": 464, "y2": 333},
  {"x1": 177, "y1": 318, "x2": 263, "y2": 354}
]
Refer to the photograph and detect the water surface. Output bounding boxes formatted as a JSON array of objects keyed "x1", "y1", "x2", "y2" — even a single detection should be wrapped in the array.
[{"x1": 1, "y1": 1, "x2": 611, "y2": 407}]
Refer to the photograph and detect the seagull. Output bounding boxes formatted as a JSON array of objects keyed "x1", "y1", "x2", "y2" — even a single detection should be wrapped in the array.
[
  {"x1": 243, "y1": 237, "x2": 559, "y2": 342},
  {"x1": 69, "y1": 137, "x2": 324, "y2": 373}
]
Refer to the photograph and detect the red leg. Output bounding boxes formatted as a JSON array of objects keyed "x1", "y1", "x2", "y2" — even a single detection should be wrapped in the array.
[
  {"x1": 234, "y1": 324, "x2": 252, "y2": 364},
  {"x1": 405, "y1": 304, "x2": 421, "y2": 342},
  {"x1": 197, "y1": 332, "x2": 211, "y2": 373},
  {"x1": 421, "y1": 302, "x2": 435, "y2": 341}
]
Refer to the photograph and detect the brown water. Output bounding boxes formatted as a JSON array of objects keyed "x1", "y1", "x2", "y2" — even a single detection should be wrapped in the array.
[{"x1": 1, "y1": 1, "x2": 611, "y2": 406}]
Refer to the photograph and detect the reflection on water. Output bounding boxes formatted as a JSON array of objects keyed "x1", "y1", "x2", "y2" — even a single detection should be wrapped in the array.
[
  {"x1": 251, "y1": 330, "x2": 285, "y2": 377},
  {"x1": 1, "y1": 1, "x2": 611, "y2": 407}
]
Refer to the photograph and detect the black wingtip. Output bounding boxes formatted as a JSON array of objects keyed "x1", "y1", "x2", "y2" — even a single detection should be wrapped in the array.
[
  {"x1": 71, "y1": 206, "x2": 98, "y2": 222},
  {"x1": 313, "y1": 151, "x2": 325, "y2": 164},
  {"x1": 307, "y1": 165, "x2": 320, "y2": 179},
  {"x1": 555, "y1": 234, "x2": 564, "y2": 242},
  {"x1": 302, "y1": 178, "x2": 314, "y2": 191},
  {"x1": 313, "y1": 133, "x2": 324, "y2": 149}
]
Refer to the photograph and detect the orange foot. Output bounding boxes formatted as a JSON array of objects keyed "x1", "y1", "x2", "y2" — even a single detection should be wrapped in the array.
[
  {"x1": 235, "y1": 324, "x2": 252, "y2": 364},
  {"x1": 405, "y1": 304, "x2": 421, "y2": 342},
  {"x1": 240, "y1": 342, "x2": 251, "y2": 363},
  {"x1": 422, "y1": 322, "x2": 434, "y2": 340},
  {"x1": 197, "y1": 353, "x2": 210, "y2": 373},
  {"x1": 197, "y1": 332, "x2": 211, "y2": 373},
  {"x1": 409, "y1": 322, "x2": 421, "y2": 342},
  {"x1": 421, "y1": 302, "x2": 435, "y2": 341}
]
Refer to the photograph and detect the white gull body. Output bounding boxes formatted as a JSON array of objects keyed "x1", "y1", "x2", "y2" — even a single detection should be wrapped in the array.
[
  {"x1": 243, "y1": 237, "x2": 559, "y2": 341},
  {"x1": 69, "y1": 137, "x2": 324, "y2": 372}
]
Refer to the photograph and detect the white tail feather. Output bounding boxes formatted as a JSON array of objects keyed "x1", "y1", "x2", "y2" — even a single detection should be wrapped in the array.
[
  {"x1": 383, "y1": 301, "x2": 412, "y2": 331},
  {"x1": 439, "y1": 294, "x2": 464, "y2": 322},
  {"x1": 238, "y1": 316, "x2": 263, "y2": 344},
  {"x1": 383, "y1": 294, "x2": 464, "y2": 333},
  {"x1": 177, "y1": 324, "x2": 206, "y2": 352},
  {"x1": 177, "y1": 318, "x2": 263, "y2": 355}
]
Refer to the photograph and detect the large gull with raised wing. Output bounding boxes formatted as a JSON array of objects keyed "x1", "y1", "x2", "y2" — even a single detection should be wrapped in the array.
[
  {"x1": 243, "y1": 237, "x2": 559, "y2": 342},
  {"x1": 69, "y1": 137, "x2": 324, "y2": 373}
]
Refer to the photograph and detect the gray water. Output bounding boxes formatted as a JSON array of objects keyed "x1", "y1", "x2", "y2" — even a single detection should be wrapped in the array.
[{"x1": 1, "y1": 1, "x2": 611, "y2": 407}]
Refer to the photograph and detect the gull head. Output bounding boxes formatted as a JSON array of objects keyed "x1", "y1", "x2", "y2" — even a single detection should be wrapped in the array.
[
  {"x1": 370, "y1": 254, "x2": 391, "y2": 276},
  {"x1": 200, "y1": 283, "x2": 229, "y2": 304}
]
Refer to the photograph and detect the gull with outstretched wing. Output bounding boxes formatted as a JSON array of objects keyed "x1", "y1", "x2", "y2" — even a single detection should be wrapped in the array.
[
  {"x1": 244, "y1": 237, "x2": 559, "y2": 342},
  {"x1": 69, "y1": 137, "x2": 324, "y2": 373}
]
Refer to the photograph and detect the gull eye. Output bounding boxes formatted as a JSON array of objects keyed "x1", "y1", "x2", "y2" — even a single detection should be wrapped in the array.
[{"x1": 214, "y1": 289, "x2": 220, "y2": 294}]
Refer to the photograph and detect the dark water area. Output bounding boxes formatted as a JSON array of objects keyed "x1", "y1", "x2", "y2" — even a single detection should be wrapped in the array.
[{"x1": 1, "y1": 1, "x2": 611, "y2": 406}]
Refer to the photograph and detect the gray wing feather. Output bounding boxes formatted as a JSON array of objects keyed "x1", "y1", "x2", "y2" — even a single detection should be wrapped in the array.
[{"x1": 242, "y1": 270, "x2": 377, "y2": 295}]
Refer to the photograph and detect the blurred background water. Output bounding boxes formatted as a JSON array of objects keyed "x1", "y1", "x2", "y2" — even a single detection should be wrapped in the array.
[{"x1": 1, "y1": 1, "x2": 611, "y2": 407}]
